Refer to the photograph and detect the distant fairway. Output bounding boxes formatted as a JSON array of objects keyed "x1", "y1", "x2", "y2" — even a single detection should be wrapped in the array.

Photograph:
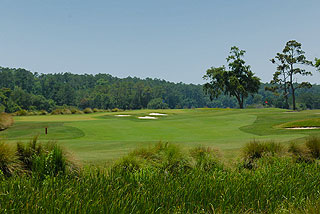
[{"x1": 1, "y1": 108, "x2": 320, "y2": 163}]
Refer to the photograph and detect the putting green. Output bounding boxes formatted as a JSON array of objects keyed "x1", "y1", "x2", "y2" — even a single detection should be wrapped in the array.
[{"x1": 1, "y1": 108, "x2": 320, "y2": 163}]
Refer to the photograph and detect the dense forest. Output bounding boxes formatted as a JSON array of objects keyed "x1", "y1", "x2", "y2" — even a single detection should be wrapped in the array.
[{"x1": 0, "y1": 66, "x2": 320, "y2": 113}]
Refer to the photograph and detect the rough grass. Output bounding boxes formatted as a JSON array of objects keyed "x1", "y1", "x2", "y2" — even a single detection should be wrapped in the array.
[{"x1": 1, "y1": 139, "x2": 320, "y2": 213}]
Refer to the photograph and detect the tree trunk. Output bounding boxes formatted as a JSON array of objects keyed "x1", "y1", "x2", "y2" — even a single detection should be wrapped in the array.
[
  {"x1": 236, "y1": 95, "x2": 244, "y2": 109},
  {"x1": 292, "y1": 86, "x2": 296, "y2": 110},
  {"x1": 283, "y1": 72, "x2": 289, "y2": 109},
  {"x1": 289, "y1": 67, "x2": 296, "y2": 110},
  {"x1": 284, "y1": 85, "x2": 289, "y2": 109}
]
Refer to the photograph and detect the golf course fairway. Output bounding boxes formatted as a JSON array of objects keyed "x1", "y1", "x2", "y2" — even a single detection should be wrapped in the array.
[{"x1": 1, "y1": 108, "x2": 320, "y2": 164}]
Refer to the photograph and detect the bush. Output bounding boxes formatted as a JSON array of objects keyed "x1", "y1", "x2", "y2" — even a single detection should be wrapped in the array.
[
  {"x1": 51, "y1": 109, "x2": 63, "y2": 115},
  {"x1": 83, "y1": 108, "x2": 93, "y2": 114},
  {"x1": 14, "y1": 109, "x2": 28, "y2": 116},
  {"x1": 93, "y1": 108, "x2": 99, "y2": 112},
  {"x1": 62, "y1": 109, "x2": 72, "y2": 115},
  {"x1": 147, "y1": 98, "x2": 169, "y2": 109},
  {"x1": 0, "y1": 113, "x2": 14, "y2": 130},
  {"x1": 111, "y1": 108, "x2": 121, "y2": 112},
  {"x1": 70, "y1": 107, "x2": 78, "y2": 114},
  {"x1": 39, "y1": 110, "x2": 48, "y2": 115},
  {"x1": 51, "y1": 108, "x2": 72, "y2": 115}
]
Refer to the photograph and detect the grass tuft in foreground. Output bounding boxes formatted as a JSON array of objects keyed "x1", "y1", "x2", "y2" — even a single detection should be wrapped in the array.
[{"x1": 1, "y1": 138, "x2": 320, "y2": 213}]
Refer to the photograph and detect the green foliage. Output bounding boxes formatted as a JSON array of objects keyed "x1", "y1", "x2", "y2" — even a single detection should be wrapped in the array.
[
  {"x1": 31, "y1": 144, "x2": 67, "y2": 178},
  {"x1": 83, "y1": 107, "x2": 93, "y2": 114},
  {"x1": 315, "y1": 58, "x2": 320, "y2": 71},
  {"x1": 1, "y1": 66, "x2": 320, "y2": 111},
  {"x1": 147, "y1": 98, "x2": 169, "y2": 109},
  {"x1": 268, "y1": 53, "x2": 290, "y2": 109},
  {"x1": 111, "y1": 108, "x2": 121, "y2": 112},
  {"x1": 203, "y1": 46, "x2": 260, "y2": 108},
  {"x1": 13, "y1": 109, "x2": 28, "y2": 116},
  {"x1": 278, "y1": 40, "x2": 313, "y2": 110}
]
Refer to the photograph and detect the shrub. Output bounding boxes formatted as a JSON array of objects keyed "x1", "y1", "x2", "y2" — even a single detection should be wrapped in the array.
[
  {"x1": 28, "y1": 111, "x2": 36, "y2": 116},
  {"x1": 83, "y1": 108, "x2": 93, "y2": 114},
  {"x1": 51, "y1": 108, "x2": 72, "y2": 115},
  {"x1": 70, "y1": 107, "x2": 79, "y2": 114},
  {"x1": 111, "y1": 108, "x2": 121, "y2": 112},
  {"x1": 39, "y1": 110, "x2": 48, "y2": 115},
  {"x1": 147, "y1": 98, "x2": 169, "y2": 109},
  {"x1": 51, "y1": 109, "x2": 63, "y2": 115},
  {"x1": 14, "y1": 109, "x2": 28, "y2": 116},
  {"x1": 62, "y1": 109, "x2": 72, "y2": 115},
  {"x1": 0, "y1": 142, "x2": 20, "y2": 176},
  {"x1": 93, "y1": 108, "x2": 99, "y2": 112},
  {"x1": 0, "y1": 113, "x2": 14, "y2": 130}
]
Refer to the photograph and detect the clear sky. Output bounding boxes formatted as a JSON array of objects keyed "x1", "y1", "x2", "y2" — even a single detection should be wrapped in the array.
[{"x1": 0, "y1": 0, "x2": 319, "y2": 84}]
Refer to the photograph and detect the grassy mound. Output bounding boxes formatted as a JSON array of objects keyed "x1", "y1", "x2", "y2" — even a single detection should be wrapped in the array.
[{"x1": 280, "y1": 118, "x2": 320, "y2": 128}]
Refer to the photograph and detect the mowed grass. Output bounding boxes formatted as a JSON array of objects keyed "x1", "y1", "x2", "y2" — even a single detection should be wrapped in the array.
[{"x1": 1, "y1": 108, "x2": 320, "y2": 164}]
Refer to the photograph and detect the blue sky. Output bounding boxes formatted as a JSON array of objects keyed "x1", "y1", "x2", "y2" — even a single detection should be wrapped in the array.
[{"x1": 0, "y1": 0, "x2": 319, "y2": 84}]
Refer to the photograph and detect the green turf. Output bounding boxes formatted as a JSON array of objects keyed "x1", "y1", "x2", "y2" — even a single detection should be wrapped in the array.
[{"x1": 1, "y1": 108, "x2": 320, "y2": 164}]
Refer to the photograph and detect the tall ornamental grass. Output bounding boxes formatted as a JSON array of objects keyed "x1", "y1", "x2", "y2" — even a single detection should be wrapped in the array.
[
  {"x1": 0, "y1": 112, "x2": 14, "y2": 130},
  {"x1": 1, "y1": 138, "x2": 320, "y2": 213}
]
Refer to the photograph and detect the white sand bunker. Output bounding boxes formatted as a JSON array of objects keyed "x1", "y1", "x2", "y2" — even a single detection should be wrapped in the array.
[
  {"x1": 286, "y1": 127, "x2": 320, "y2": 130},
  {"x1": 149, "y1": 113, "x2": 167, "y2": 116},
  {"x1": 138, "y1": 116, "x2": 158, "y2": 119},
  {"x1": 115, "y1": 115, "x2": 131, "y2": 117}
]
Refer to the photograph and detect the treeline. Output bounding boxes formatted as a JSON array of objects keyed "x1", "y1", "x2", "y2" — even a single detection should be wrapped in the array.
[{"x1": 0, "y1": 66, "x2": 320, "y2": 113}]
